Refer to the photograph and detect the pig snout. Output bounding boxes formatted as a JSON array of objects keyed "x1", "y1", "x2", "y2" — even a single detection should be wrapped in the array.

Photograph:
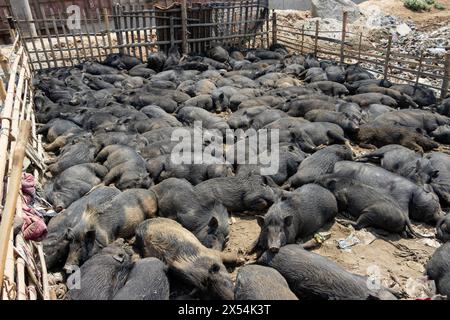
[{"x1": 267, "y1": 234, "x2": 281, "y2": 253}]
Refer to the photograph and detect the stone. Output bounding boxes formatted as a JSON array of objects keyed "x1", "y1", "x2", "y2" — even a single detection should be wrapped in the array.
[
  {"x1": 311, "y1": 0, "x2": 363, "y2": 23},
  {"x1": 396, "y1": 23, "x2": 412, "y2": 37}
]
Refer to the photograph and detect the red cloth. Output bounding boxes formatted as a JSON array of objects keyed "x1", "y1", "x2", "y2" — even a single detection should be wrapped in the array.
[
  {"x1": 22, "y1": 204, "x2": 47, "y2": 241},
  {"x1": 19, "y1": 173, "x2": 47, "y2": 241}
]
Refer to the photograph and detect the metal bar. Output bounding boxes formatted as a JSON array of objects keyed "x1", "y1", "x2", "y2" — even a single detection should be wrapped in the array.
[
  {"x1": 383, "y1": 34, "x2": 393, "y2": 80},
  {"x1": 340, "y1": 11, "x2": 348, "y2": 64}
]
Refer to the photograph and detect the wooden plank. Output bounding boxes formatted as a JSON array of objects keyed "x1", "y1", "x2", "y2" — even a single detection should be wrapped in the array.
[{"x1": 442, "y1": 51, "x2": 450, "y2": 99}]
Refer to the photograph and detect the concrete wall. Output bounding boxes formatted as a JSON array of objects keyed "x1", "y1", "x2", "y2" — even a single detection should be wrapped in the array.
[{"x1": 269, "y1": 0, "x2": 367, "y2": 10}]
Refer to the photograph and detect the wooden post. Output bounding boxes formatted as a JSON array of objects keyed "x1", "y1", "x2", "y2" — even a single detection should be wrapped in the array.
[
  {"x1": 181, "y1": 0, "x2": 189, "y2": 54},
  {"x1": 272, "y1": 10, "x2": 277, "y2": 46},
  {"x1": 340, "y1": 11, "x2": 348, "y2": 64},
  {"x1": 102, "y1": 8, "x2": 113, "y2": 54},
  {"x1": 169, "y1": 16, "x2": 175, "y2": 48},
  {"x1": 441, "y1": 51, "x2": 450, "y2": 99},
  {"x1": 300, "y1": 25, "x2": 305, "y2": 55},
  {"x1": 358, "y1": 32, "x2": 362, "y2": 62},
  {"x1": 0, "y1": 121, "x2": 32, "y2": 296},
  {"x1": 383, "y1": 34, "x2": 393, "y2": 81},
  {"x1": 414, "y1": 51, "x2": 424, "y2": 95},
  {"x1": 314, "y1": 20, "x2": 320, "y2": 57}
]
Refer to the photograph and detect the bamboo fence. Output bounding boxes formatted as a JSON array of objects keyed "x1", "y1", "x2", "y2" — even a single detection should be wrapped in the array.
[
  {"x1": 274, "y1": 11, "x2": 450, "y2": 99},
  {"x1": 0, "y1": 44, "x2": 48, "y2": 301}
]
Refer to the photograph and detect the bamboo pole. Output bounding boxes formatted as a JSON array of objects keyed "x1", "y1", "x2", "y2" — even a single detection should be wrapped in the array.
[
  {"x1": 35, "y1": 243, "x2": 50, "y2": 300},
  {"x1": 103, "y1": 8, "x2": 113, "y2": 54},
  {"x1": 340, "y1": 11, "x2": 348, "y2": 64},
  {"x1": 0, "y1": 120, "x2": 32, "y2": 297},
  {"x1": 383, "y1": 34, "x2": 393, "y2": 81},
  {"x1": 272, "y1": 10, "x2": 277, "y2": 46},
  {"x1": 181, "y1": 0, "x2": 188, "y2": 55},
  {"x1": 0, "y1": 48, "x2": 23, "y2": 203},
  {"x1": 0, "y1": 80, "x2": 6, "y2": 102},
  {"x1": 16, "y1": 258, "x2": 26, "y2": 300},
  {"x1": 314, "y1": 20, "x2": 319, "y2": 57},
  {"x1": 441, "y1": 51, "x2": 450, "y2": 99},
  {"x1": 28, "y1": 286, "x2": 37, "y2": 300}
]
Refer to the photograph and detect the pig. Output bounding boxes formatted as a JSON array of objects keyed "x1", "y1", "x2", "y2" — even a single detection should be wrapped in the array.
[
  {"x1": 390, "y1": 84, "x2": 437, "y2": 107},
  {"x1": 431, "y1": 125, "x2": 450, "y2": 144},
  {"x1": 236, "y1": 143, "x2": 305, "y2": 186},
  {"x1": 37, "y1": 119, "x2": 82, "y2": 143},
  {"x1": 95, "y1": 144, "x2": 153, "y2": 190},
  {"x1": 148, "y1": 154, "x2": 233, "y2": 185},
  {"x1": 135, "y1": 218, "x2": 235, "y2": 300},
  {"x1": 333, "y1": 161, "x2": 444, "y2": 224},
  {"x1": 345, "y1": 63, "x2": 375, "y2": 82},
  {"x1": 362, "y1": 104, "x2": 395, "y2": 121},
  {"x1": 288, "y1": 122, "x2": 348, "y2": 152},
  {"x1": 345, "y1": 79, "x2": 392, "y2": 94},
  {"x1": 258, "y1": 245, "x2": 397, "y2": 300},
  {"x1": 208, "y1": 45, "x2": 230, "y2": 63},
  {"x1": 128, "y1": 64, "x2": 156, "y2": 78},
  {"x1": 305, "y1": 109, "x2": 360, "y2": 133},
  {"x1": 426, "y1": 242, "x2": 450, "y2": 298},
  {"x1": 371, "y1": 110, "x2": 450, "y2": 133},
  {"x1": 113, "y1": 258, "x2": 170, "y2": 300},
  {"x1": 43, "y1": 186, "x2": 121, "y2": 271},
  {"x1": 255, "y1": 184, "x2": 337, "y2": 252},
  {"x1": 345, "y1": 93, "x2": 397, "y2": 108},
  {"x1": 147, "y1": 51, "x2": 167, "y2": 72},
  {"x1": 317, "y1": 175, "x2": 423, "y2": 237},
  {"x1": 306, "y1": 81, "x2": 349, "y2": 96},
  {"x1": 325, "y1": 64, "x2": 346, "y2": 83},
  {"x1": 140, "y1": 105, "x2": 182, "y2": 127},
  {"x1": 304, "y1": 54, "x2": 320, "y2": 69},
  {"x1": 300, "y1": 67, "x2": 328, "y2": 83},
  {"x1": 356, "y1": 124, "x2": 438, "y2": 153},
  {"x1": 437, "y1": 97, "x2": 450, "y2": 117},
  {"x1": 82, "y1": 61, "x2": 119, "y2": 75},
  {"x1": 356, "y1": 145, "x2": 438, "y2": 185},
  {"x1": 234, "y1": 265, "x2": 298, "y2": 300},
  {"x1": 356, "y1": 85, "x2": 418, "y2": 109},
  {"x1": 436, "y1": 215, "x2": 450, "y2": 242},
  {"x1": 103, "y1": 53, "x2": 142, "y2": 70},
  {"x1": 65, "y1": 241, "x2": 133, "y2": 300},
  {"x1": 151, "y1": 178, "x2": 230, "y2": 250},
  {"x1": 64, "y1": 189, "x2": 157, "y2": 268},
  {"x1": 426, "y1": 152, "x2": 450, "y2": 206},
  {"x1": 282, "y1": 99, "x2": 336, "y2": 117},
  {"x1": 195, "y1": 174, "x2": 277, "y2": 213},
  {"x1": 45, "y1": 163, "x2": 108, "y2": 211},
  {"x1": 47, "y1": 141, "x2": 98, "y2": 176},
  {"x1": 177, "y1": 106, "x2": 230, "y2": 133},
  {"x1": 287, "y1": 145, "x2": 353, "y2": 188}
]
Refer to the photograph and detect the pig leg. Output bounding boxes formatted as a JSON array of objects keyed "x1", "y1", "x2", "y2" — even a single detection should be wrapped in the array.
[
  {"x1": 103, "y1": 166, "x2": 123, "y2": 186},
  {"x1": 400, "y1": 139, "x2": 424, "y2": 154},
  {"x1": 94, "y1": 146, "x2": 112, "y2": 163},
  {"x1": 220, "y1": 252, "x2": 245, "y2": 266}
]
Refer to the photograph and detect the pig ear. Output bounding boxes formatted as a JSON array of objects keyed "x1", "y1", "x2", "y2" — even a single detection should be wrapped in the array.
[
  {"x1": 284, "y1": 216, "x2": 294, "y2": 227},
  {"x1": 256, "y1": 215, "x2": 265, "y2": 227},
  {"x1": 208, "y1": 217, "x2": 219, "y2": 230}
]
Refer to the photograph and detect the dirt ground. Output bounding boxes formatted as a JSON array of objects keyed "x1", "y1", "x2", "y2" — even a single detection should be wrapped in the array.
[
  {"x1": 360, "y1": 0, "x2": 450, "y2": 30},
  {"x1": 224, "y1": 144, "x2": 445, "y2": 300}
]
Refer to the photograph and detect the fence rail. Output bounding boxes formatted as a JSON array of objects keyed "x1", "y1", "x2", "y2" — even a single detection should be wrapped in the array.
[{"x1": 275, "y1": 11, "x2": 450, "y2": 99}]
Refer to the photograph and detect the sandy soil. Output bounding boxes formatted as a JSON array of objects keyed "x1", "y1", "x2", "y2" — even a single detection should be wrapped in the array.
[{"x1": 360, "y1": 0, "x2": 450, "y2": 30}]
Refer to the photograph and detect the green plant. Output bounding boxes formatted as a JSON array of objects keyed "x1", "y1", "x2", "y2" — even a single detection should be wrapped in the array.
[
  {"x1": 425, "y1": 0, "x2": 435, "y2": 5},
  {"x1": 403, "y1": 0, "x2": 432, "y2": 11},
  {"x1": 435, "y1": 2, "x2": 447, "y2": 10}
]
